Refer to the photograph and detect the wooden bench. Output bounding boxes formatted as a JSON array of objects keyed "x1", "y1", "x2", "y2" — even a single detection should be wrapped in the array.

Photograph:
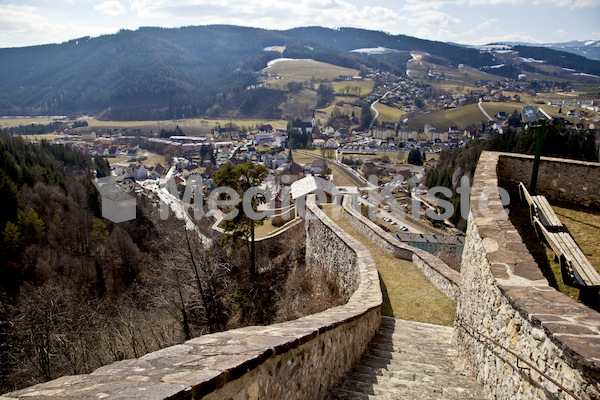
[
  {"x1": 533, "y1": 216, "x2": 600, "y2": 287},
  {"x1": 532, "y1": 195, "x2": 563, "y2": 231},
  {"x1": 518, "y1": 182, "x2": 563, "y2": 231}
]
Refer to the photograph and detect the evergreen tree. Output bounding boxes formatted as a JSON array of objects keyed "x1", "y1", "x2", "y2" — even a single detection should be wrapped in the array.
[
  {"x1": 212, "y1": 161, "x2": 268, "y2": 276},
  {"x1": 407, "y1": 149, "x2": 423, "y2": 166}
]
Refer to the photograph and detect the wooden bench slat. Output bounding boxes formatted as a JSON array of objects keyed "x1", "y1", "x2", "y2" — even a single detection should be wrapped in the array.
[
  {"x1": 557, "y1": 232, "x2": 600, "y2": 285},
  {"x1": 533, "y1": 217, "x2": 600, "y2": 287},
  {"x1": 519, "y1": 182, "x2": 535, "y2": 207},
  {"x1": 532, "y1": 195, "x2": 563, "y2": 228}
]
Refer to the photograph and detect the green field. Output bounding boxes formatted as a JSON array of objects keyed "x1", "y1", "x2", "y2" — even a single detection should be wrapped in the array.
[
  {"x1": 264, "y1": 59, "x2": 358, "y2": 88},
  {"x1": 318, "y1": 96, "x2": 359, "y2": 112},
  {"x1": 445, "y1": 104, "x2": 487, "y2": 128},
  {"x1": 332, "y1": 80, "x2": 375, "y2": 96},
  {"x1": 374, "y1": 103, "x2": 406, "y2": 123},
  {"x1": 0, "y1": 117, "x2": 66, "y2": 128},
  {"x1": 17, "y1": 133, "x2": 65, "y2": 141},
  {"x1": 479, "y1": 102, "x2": 521, "y2": 119},
  {"x1": 456, "y1": 66, "x2": 506, "y2": 83},
  {"x1": 407, "y1": 109, "x2": 455, "y2": 131},
  {"x1": 408, "y1": 101, "x2": 522, "y2": 131},
  {"x1": 83, "y1": 117, "x2": 288, "y2": 132}
]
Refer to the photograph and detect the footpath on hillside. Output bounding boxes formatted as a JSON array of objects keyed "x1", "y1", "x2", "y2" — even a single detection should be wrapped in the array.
[{"x1": 322, "y1": 205, "x2": 456, "y2": 326}]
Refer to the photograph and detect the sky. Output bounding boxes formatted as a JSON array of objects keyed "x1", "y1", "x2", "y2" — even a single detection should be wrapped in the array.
[{"x1": 0, "y1": 0, "x2": 599, "y2": 49}]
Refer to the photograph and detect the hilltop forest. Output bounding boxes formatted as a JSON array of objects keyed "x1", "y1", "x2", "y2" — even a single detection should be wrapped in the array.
[{"x1": 2, "y1": 25, "x2": 599, "y2": 121}]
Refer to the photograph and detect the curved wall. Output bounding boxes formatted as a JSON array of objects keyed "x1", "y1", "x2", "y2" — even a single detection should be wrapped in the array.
[
  {"x1": 3, "y1": 195, "x2": 382, "y2": 400},
  {"x1": 457, "y1": 151, "x2": 600, "y2": 400}
]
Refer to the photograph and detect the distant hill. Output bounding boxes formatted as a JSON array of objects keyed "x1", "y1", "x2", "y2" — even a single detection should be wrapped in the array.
[
  {"x1": 1, "y1": 25, "x2": 599, "y2": 120},
  {"x1": 504, "y1": 40, "x2": 600, "y2": 61}
]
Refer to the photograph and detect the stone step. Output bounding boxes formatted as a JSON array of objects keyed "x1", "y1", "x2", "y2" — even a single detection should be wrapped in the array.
[
  {"x1": 337, "y1": 378, "x2": 485, "y2": 400},
  {"x1": 327, "y1": 318, "x2": 488, "y2": 400},
  {"x1": 328, "y1": 388, "x2": 371, "y2": 400},
  {"x1": 380, "y1": 316, "x2": 454, "y2": 334},
  {"x1": 344, "y1": 370, "x2": 484, "y2": 393},
  {"x1": 371, "y1": 330, "x2": 454, "y2": 344},
  {"x1": 359, "y1": 352, "x2": 458, "y2": 371},
  {"x1": 352, "y1": 362, "x2": 476, "y2": 380},
  {"x1": 366, "y1": 341, "x2": 458, "y2": 358}
]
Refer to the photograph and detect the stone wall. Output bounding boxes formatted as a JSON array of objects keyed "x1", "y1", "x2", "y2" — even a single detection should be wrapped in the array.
[
  {"x1": 497, "y1": 152, "x2": 600, "y2": 207},
  {"x1": 2, "y1": 195, "x2": 382, "y2": 400},
  {"x1": 340, "y1": 195, "x2": 461, "y2": 302},
  {"x1": 456, "y1": 151, "x2": 600, "y2": 400}
]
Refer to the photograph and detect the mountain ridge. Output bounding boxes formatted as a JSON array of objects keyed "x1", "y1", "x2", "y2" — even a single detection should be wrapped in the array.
[
  {"x1": 1, "y1": 25, "x2": 598, "y2": 120},
  {"x1": 501, "y1": 40, "x2": 600, "y2": 61}
]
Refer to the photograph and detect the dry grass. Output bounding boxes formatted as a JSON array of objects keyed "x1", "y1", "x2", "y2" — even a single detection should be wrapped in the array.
[
  {"x1": 323, "y1": 205, "x2": 456, "y2": 325},
  {"x1": 17, "y1": 134, "x2": 64, "y2": 141},
  {"x1": 290, "y1": 152, "x2": 317, "y2": 165},
  {"x1": 332, "y1": 80, "x2": 375, "y2": 96},
  {"x1": 279, "y1": 89, "x2": 317, "y2": 118},
  {"x1": 0, "y1": 117, "x2": 60, "y2": 127},
  {"x1": 407, "y1": 109, "x2": 456, "y2": 131},
  {"x1": 552, "y1": 205, "x2": 600, "y2": 272},
  {"x1": 478, "y1": 102, "x2": 521, "y2": 119},
  {"x1": 254, "y1": 220, "x2": 280, "y2": 239},
  {"x1": 141, "y1": 152, "x2": 167, "y2": 168},
  {"x1": 84, "y1": 118, "x2": 170, "y2": 128},
  {"x1": 331, "y1": 164, "x2": 361, "y2": 187},
  {"x1": 508, "y1": 199, "x2": 579, "y2": 301},
  {"x1": 373, "y1": 103, "x2": 406, "y2": 123},
  {"x1": 264, "y1": 59, "x2": 358, "y2": 83},
  {"x1": 107, "y1": 157, "x2": 128, "y2": 164},
  {"x1": 445, "y1": 104, "x2": 488, "y2": 128},
  {"x1": 84, "y1": 117, "x2": 288, "y2": 131}
]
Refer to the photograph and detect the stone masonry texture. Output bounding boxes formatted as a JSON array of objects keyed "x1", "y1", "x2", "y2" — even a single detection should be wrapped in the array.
[{"x1": 456, "y1": 151, "x2": 600, "y2": 400}]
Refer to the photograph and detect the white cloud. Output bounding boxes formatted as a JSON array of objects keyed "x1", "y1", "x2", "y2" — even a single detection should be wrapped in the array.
[
  {"x1": 95, "y1": 0, "x2": 126, "y2": 16},
  {"x1": 404, "y1": 0, "x2": 596, "y2": 7},
  {"x1": 470, "y1": 32, "x2": 540, "y2": 45},
  {"x1": 405, "y1": 10, "x2": 460, "y2": 26},
  {"x1": 477, "y1": 18, "x2": 498, "y2": 29},
  {"x1": 0, "y1": 4, "x2": 110, "y2": 47},
  {"x1": 416, "y1": 27, "x2": 432, "y2": 37},
  {"x1": 129, "y1": 0, "x2": 402, "y2": 33},
  {"x1": 533, "y1": 0, "x2": 598, "y2": 7}
]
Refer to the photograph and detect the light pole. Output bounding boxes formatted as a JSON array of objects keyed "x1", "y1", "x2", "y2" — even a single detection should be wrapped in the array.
[
  {"x1": 529, "y1": 119, "x2": 546, "y2": 195},
  {"x1": 521, "y1": 106, "x2": 551, "y2": 195}
]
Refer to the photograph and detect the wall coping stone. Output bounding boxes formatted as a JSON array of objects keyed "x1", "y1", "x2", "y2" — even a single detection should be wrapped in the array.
[
  {"x1": 470, "y1": 150, "x2": 600, "y2": 372},
  {"x1": 2, "y1": 196, "x2": 382, "y2": 400}
]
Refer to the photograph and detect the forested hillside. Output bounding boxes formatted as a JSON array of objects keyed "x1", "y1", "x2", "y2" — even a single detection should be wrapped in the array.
[
  {"x1": 2, "y1": 25, "x2": 598, "y2": 121},
  {"x1": 283, "y1": 27, "x2": 495, "y2": 68},
  {"x1": 0, "y1": 132, "x2": 342, "y2": 393}
]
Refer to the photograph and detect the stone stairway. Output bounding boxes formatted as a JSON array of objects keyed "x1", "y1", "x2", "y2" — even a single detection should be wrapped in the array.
[{"x1": 327, "y1": 316, "x2": 488, "y2": 400}]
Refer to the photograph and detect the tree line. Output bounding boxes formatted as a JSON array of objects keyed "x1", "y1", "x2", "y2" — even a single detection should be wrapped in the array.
[{"x1": 425, "y1": 123, "x2": 599, "y2": 230}]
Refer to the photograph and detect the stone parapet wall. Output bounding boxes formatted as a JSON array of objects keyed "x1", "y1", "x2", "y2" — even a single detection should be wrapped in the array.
[
  {"x1": 340, "y1": 195, "x2": 461, "y2": 302},
  {"x1": 497, "y1": 152, "x2": 600, "y2": 207},
  {"x1": 2, "y1": 196, "x2": 382, "y2": 400},
  {"x1": 457, "y1": 151, "x2": 600, "y2": 400}
]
